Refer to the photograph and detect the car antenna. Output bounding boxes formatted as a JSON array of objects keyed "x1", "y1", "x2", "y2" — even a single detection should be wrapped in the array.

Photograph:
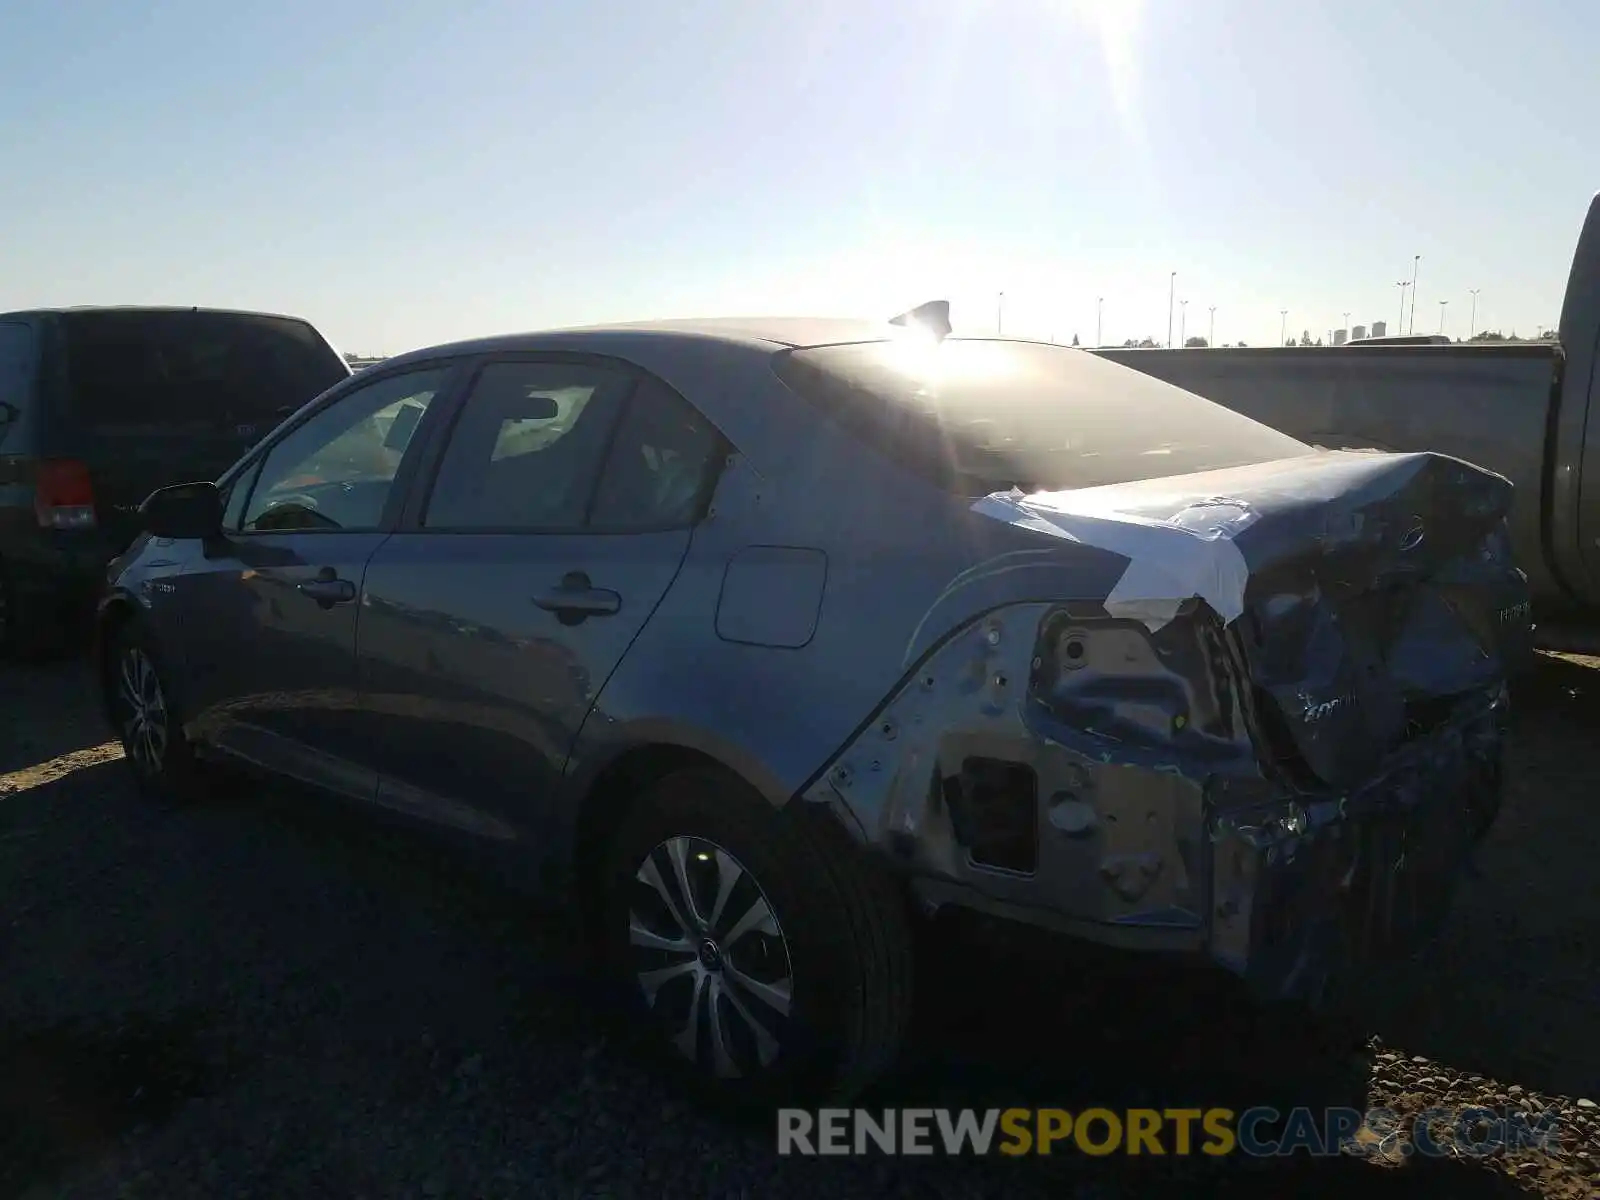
[{"x1": 889, "y1": 299, "x2": 952, "y2": 342}]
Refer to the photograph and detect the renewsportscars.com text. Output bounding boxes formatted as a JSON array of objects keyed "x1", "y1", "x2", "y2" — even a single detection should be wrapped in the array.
[{"x1": 776, "y1": 1106, "x2": 1562, "y2": 1158}]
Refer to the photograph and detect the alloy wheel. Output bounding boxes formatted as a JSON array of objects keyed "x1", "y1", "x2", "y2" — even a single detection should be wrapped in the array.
[
  {"x1": 117, "y1": 646, "x2": 170, "y2": 776},
  {"x1": 627, "y1": 836, "x2": 795, "y2": 1080}
]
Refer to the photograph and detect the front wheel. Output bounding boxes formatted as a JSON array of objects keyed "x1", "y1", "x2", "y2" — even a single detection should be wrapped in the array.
[
  {"x1": 599, "y1": 768, "x2": 914, "y2": 1108},
  {"x1": 107, "y1": 622, "x2": 209, "y2": 805}
]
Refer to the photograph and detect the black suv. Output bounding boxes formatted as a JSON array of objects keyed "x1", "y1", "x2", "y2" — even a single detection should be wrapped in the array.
[{"x1": 0, "y1": 307, "x2": 351, "y2": 655}]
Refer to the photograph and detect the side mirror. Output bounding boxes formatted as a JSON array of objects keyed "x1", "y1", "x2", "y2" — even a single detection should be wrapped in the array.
[{"x1": 141, "y1": 481, "x2": 223, "y2": 540}]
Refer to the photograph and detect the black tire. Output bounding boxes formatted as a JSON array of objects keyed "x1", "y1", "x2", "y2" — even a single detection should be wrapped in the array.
[
  {"x1": 598, "y1": 767, "x2": 914, "y2": 1109},
  {"x1": 106, "y1": 620, "x2": 210, "y2": 805}
]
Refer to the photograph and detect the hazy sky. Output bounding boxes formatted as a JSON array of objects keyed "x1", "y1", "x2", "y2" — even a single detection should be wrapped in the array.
[{"x1": 0, "y1": 0, "x2": 1592, "y2": 354}]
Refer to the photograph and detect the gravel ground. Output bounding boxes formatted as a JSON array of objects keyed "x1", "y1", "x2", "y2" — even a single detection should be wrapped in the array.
[{"x1": 1, "y1": 652, "x2": 1597, "y2": 1199}]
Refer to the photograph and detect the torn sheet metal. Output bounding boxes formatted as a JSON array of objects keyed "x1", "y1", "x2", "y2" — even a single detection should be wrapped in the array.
[
  {"x1": 800, "y1": 595, "x2": 1509, "y2": 1003},
  {"x1": 805, "y1": 447, "x2": 1524, "y2": 1004},
  {"x1": 972, "y1": 487, "x2": 1257, "y2": 631}
]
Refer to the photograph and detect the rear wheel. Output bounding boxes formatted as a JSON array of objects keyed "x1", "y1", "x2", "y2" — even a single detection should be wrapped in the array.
[
  {"x1": 107, "y1": 621, "x2": 209, "y2": 805},
  {"x1": 599, "y1": 767, "x2": 913, "y2": 1108}
]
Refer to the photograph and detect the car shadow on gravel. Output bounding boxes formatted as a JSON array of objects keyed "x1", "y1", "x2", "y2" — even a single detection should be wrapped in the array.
[
  {"x1": 870, "y1": 921, "x2": 1543, "y2": 1199},
  {"x1": 0, "y1": 1010, "x2": 242, "y2": 1200},
  {"x1": 0, "y1": 657, "x2": 105, "y2": 778},
  {"x1": 1, "y1": 655, "x2": 1591, "y2": 1198},
  {"x1": 1353, "y1": 652, "x2": 1600, "y2": 1100}
]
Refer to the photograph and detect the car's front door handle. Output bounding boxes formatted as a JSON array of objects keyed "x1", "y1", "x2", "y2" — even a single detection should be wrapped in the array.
[
  {"x1": 297, "y1": 569, "x2": 357, "y2": 609},
  {"x1": 533, "y1": 571, "x2": 621, "y2": 624}
]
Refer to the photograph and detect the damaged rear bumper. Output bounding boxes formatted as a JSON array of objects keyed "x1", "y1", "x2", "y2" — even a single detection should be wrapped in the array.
[
  {"x1": 1206, "y1": 696, "x2": 1503, "y2": 1002},
  {"x1": 801, "y1": 600, "x2": 1509, "y2": 1005}
]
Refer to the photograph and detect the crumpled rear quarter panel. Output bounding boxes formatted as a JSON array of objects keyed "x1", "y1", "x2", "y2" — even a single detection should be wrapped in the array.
[{"x1": 800, "y1": 575, "x2": 1512, "y2": 1002}]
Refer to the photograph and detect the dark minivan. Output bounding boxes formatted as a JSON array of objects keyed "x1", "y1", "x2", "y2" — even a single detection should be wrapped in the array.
[{"x1": 0, "y1": 307, "x2": 350, "y2": 655}]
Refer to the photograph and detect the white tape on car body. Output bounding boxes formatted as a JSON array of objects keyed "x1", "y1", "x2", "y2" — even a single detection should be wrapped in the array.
[{"x1": 971, "y1": 488, "x2": 1257, "y2": 632}]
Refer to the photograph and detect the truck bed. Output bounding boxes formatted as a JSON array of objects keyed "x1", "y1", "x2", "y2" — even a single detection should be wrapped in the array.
[{"x1": 1090, "y1": 342, "x2": 1566, "y2": 606}]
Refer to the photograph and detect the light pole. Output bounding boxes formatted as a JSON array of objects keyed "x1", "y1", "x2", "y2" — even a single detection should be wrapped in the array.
[
  {"x1": 1342, "y1": 311, "x2": 1350, "y2": 339},
  {"x1": 1409, "y1": 255, "x2": 1421, "y2": 333},
  {"x1": 997, "y1": 292, "x2": 1004, "y2": 335},
  {"x1": 1179, "y1": 299, "x2": 1188, "y2": 346},
  {"x1": 1167, "y1": 272, "x2": 1176, "y2": 347},
  {"x1": 1280, "y1": 309, "x2": 1288, "y2": 345},
  {"x1": 1396, "y1": 281, "x2": 1411, "y2": 330},
  {"x1": 1469, "y1": 288, "x2": 1480, "y2": 338},
  {"x1": 1438, "y1": 299, "x2": 1449, "y2": 335},
  {"x1": 1208, "y1": 305, "x2": 1216, "y2": 347},
  {"x1": 1097, "y1": 296, "x2": 1103, "y2": 347}
]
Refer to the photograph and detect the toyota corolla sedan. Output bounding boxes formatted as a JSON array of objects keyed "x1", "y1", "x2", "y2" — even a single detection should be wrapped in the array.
[{"x1": 95, "y1": 314, "x2": 1529, "y2": 1106}]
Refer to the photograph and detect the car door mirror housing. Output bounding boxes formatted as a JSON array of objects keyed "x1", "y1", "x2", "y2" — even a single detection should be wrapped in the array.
[{"x1": 141, "y1": 481, "x2": 224, "y2": 540}]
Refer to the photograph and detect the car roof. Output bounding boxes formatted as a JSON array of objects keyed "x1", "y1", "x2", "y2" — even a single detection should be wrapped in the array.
[
  {"x1": 374, "y1": 317, "x2": 1043, "y2": 372},
  {"x1": 0, "y1": 305, "x2": 319, "y2": 324}
]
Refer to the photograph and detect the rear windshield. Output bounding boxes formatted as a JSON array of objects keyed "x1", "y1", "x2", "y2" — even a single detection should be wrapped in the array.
[
  {"x1": 62, "y1": 311, "x2": 349, "y2": 432},
  {"x1": 771, "y1": 338, "x2": 1311, "y2": 493}
]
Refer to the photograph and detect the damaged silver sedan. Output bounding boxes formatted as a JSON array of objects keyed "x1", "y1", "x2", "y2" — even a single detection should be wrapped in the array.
[{"x1": 95, "y1": 315, "x2": 1530, "y2": 1106}]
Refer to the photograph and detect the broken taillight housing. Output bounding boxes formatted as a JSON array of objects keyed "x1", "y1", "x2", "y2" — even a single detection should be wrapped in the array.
[{"x1": 34, "y1": 459, "x2": 98, "y2": 530}]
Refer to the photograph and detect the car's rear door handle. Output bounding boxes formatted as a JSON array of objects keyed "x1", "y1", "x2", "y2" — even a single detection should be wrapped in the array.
[
  {"x1": 297, "y1": 568, "x2": 357, "y2": 608},
  {"x1": 533, "y1": 571, "x2": 621, "y2": 624}
]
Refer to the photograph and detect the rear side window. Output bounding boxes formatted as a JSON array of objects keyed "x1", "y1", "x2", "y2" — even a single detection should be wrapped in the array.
[
  {"x1": 61, "y1": 311, "x2": 349, "y2": 434},
  {"x1": 771, "y1": 338, "x2": 1311, "y2": 494},
  {"x1": 589, "y1": 377, "x2": 724, "y2": 529},
  {"x1": 0, "y1": 322, "x2": 35, "y2": 431}
]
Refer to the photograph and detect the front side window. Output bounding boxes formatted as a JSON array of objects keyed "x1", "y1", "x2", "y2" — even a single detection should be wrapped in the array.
[
  {"x1": 221, "y1": 458, "x2": 262, "y2": 532},
  {"x1": 242, "y1": 368, "x2": 447, "y2": 532},
  {"x1": 423, "y1": 360, "x2": 635, "y2": 530}
]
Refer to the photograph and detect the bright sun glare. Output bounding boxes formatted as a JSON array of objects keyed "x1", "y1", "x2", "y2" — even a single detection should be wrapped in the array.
[{"x1": 1060, "y1": 0, "x2": 1144, "y2": 132}]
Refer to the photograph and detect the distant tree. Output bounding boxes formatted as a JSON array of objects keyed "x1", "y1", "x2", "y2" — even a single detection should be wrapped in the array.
[
  {"x1": 1236, "y1": 341, "x2": 1249, "y2": 347},
  {"x1": 1070, "y1": 333, "x2": 1080, "y2": 346},
  {"x1": 1298, "y1": 330, "x2": 1314, "y2": 347},
  {"x1": 1184, "y1": 336, "x2": 1208, "y2": 348},
  {"x1": 1121, "y1": 337, "x2": 1160, "y2": 348},
  {"x1": 1285, "y1": 339, "x2": 1296, "y2": 347},
  {"x1": 1314, "y1": 337, "x2": 1324, "y2": 347}
]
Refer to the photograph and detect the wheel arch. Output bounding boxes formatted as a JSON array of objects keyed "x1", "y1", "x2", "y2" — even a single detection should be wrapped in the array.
[
  {"x1": 566, "y1": 737, "x2": 873, "y2": 909},
  {"x1": 93, "y1": 593, "x2": 144, "y2": 727}
]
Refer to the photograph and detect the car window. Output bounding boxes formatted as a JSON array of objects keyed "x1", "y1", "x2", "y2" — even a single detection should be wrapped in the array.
[
  {"x1": 589, "y1": 377, "x2": 724, "y2": 529},
  {"x1": 61, "y1": 310, "x2": 349, "y2": 433},
  {"x1": 423, "y1": 360, "x2": 634, "y2": 530},
  {"x1": 0, "y1": 322, "x2": 32, "y2": 452},
  {"x1": 772, "y1": 338, "x2": 1311, "y2": 494},
  {"x1": 221, "y1": 458, "x2": 262, "y2": 532},
  {"x1": 0, "y1": 322, "x2": 33, "y2": 411},
  {"x1": 241, "y1": 368, "x2": 447, "y2": 532}
]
